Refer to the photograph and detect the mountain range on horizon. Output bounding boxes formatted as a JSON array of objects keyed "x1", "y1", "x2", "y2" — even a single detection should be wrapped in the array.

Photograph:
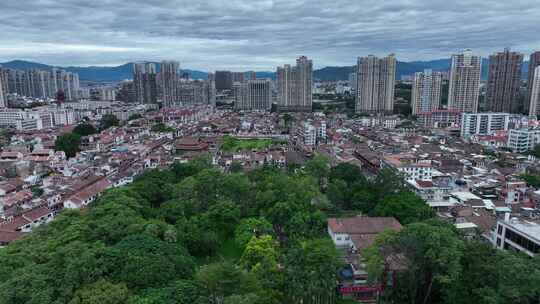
[{"x1": 0, "y1": 59, "x2": 530, "y2": 82}]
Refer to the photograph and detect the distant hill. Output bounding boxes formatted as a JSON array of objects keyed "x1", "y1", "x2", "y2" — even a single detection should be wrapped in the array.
[{"x1": 0, "y1": 59, "x2": 530, "y2": 82}]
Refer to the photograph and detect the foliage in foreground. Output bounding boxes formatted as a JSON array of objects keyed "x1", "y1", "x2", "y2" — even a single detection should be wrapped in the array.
[
  {"x1": 2, "y1": 157, "x2": 538, "y2": 304},
  {"x1": 0, "y1": 159, "x2": 341, "y2": 304}
]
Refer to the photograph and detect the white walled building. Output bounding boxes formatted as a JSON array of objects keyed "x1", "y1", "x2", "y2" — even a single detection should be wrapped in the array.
[
  {"x1": 0, "y1": 109, "x2": 25, "y2": 127},
  {"x1": 507, "y1": 128, "x2": 540, "y2": 153},
  {"x1": 493, "y1": 215, "x2": 540, "y2": 257},
  {"x1": 52, "y1": 109, "x2": 76, "y2": 126},
  {"x1": 297, "y1": 120, "x2": 326, "y2": 146},
  {"x1": 382, "y1": 154, "x2": 433, "y2": 182},
  {"x1": 461, "y1": 113, "x2": 510, "y2": 138}
]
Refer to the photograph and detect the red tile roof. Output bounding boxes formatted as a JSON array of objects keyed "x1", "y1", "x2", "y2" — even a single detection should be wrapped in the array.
[{"x1": 328, "y1": 216, "x2": 402, "y2": 235}]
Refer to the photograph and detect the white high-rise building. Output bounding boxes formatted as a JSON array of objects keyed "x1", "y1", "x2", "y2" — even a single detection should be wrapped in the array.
[
  {"x1": 355, "y1": 54, "x2": 396, "y2": 113},
  {"x1": 160, "y1": 61, "x2": 180, "y2": 107},
  {"x1": 276, "y1": 56, "x2": 313, "y2": 112},
  {"x1": 411, "y1": 69, "x2": 442, "y2": 115},
  {"x1": 0, "y1": 75, "x2": 5, "y2": 108},
  {"x1": 448, "y1": 49, "x2": 482, "y2": 113},
  {"x1": 234, "y1": 79, "x2": 272, "y2": 111},
  {"x1": 528, "y1": 66, "x2": 540, "y2": 117}
]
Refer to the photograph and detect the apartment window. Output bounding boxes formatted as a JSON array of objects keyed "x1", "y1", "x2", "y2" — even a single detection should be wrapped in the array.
[
  {"x1": 505, "y1": 228, "x2": 540, "y2": 254},
  {"x1": 336, "y1": 237, "x2": 342, "y2": 241},
  {"x1": 497, "y1": 225, "x2": 503, "y2": 235},
  {"x1": 496, "y1": 238, "x2": 501, "y2": 247}
]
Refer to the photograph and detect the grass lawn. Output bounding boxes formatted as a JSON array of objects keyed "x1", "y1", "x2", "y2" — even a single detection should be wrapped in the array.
[{"x1": 221, "y1": 135, "x2": 275, "y2": 152}]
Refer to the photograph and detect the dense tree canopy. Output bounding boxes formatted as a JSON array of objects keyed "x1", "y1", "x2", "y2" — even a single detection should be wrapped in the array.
[
  {"x1": 1, "y1": 157, "x2": 538, "y2": 304},
  {"x1": 55, "y1": 132, "x2": 81, "y2": 158},
  {"x1": 100, "y1": 114, "x2": 120, "y2": 130},
  {"x1": 0, "y1": 159, "x2": 341, "y2": 304},
  {"x1": 73, "y1": 123, "x2": 98, "y2": 137}
]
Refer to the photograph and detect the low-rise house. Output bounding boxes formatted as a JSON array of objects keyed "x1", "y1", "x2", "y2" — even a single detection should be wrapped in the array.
[
  {"x1": 0, "y1": 151, "x2": 24, "y2": 162},
  {"x1": 382, "y1": 154, "x2": 433, "y2": 182},
  {"x1": 328, "y1": 216, "x2": 403, "y2": 302},
  {"x1": 63, "y1": 178, "x2": 111, "y2": 209}
]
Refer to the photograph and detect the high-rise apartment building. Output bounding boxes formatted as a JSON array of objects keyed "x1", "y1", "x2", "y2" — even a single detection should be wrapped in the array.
[
  {"x1": 160, "y1": 61, "x2": 180, "y2": 107},
  {"x1": 448, "y1": 49, "x2": 482, "y2": 113},
  {"x1": 133, "y1": 63, "x2": 158, "y2": 104},
  {"x1": 177, "y1": 79, "x2": 216, "y2": 106},
  {"x1": 234, "y1": 79, "x2": 272, "y2": 111},
  {"x1": 206, "y1": 73, "x2": 216, "y2": 107},
  {"x1": 246, "y1": 71, "x2": 257, "y2": 81},
  {"x1": 527, "y1": 52, "x2": 540, "y2": 113},
  {"x1": 486, "y1": 48, "x2": 523, "y2": 113},
  {"x1": 276, "y1": 56, "x2": 313, "y2": 112},
  {"x1": 411, "y1": 69, "x2": 442, "y2": 115},
  {"x1": 529, "y1": 66, "x2": 540, "y2": 117},
  {"x1": 0, "y1": 75, "x2": 5, "y2": 108},
  {"x1": 232, "y1": 72, "x2": 245, "y2": 83},
  {"x1": 215, "y1": 71, "x2": 233, "y2": 91},
  {"x1": 355, "y1": 54, "x2": 396, "y2": 113},
  {"x1": 348, "y1": 72, "x2": 357, "y2": 93}
]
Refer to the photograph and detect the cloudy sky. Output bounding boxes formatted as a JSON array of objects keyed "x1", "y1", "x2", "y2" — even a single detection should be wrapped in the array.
[{"x1": 1, "y1": 0, "x2": 539, "y2": 70}]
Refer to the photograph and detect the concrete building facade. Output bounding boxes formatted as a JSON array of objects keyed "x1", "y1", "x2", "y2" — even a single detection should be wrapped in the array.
[
  {"x1": 355, "y1": 54, "x2": 396, "y2": 114},
  {"x1": 460, "y1": 112, "x2": 510, "y2": 138},
  {"x1": 529, "y1": 66, "x2": 540, "y2": 117},
  {"x1": 486, "y1": 48, "x2": 523, "y2": 113},
  {"x1": 133, "y1": 63, "x2": 158, "y2": 104},
  {"x1": 234, "y1": 79, "x2": 272, "y2": 111},
  {"x1": 276, "y1": 56, "x2": 313, "y2": 112},
  {"x1": 411, "y1": 69, "x2": 442, "y2": 115},
  {"x1": 160, "y1": 61, "x2": 180, "y2": 107},
  {"x1": 526, "y1": 51, "x2": 540, "y2": 113},
  {"x1": 448, "y1": 49, "x2": 482, "y2": 113}
]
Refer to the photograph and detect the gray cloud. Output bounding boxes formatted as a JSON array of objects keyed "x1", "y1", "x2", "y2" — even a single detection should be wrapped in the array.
[{"x1": 0, "y1": 0, "x2": 539, "y2": 70}]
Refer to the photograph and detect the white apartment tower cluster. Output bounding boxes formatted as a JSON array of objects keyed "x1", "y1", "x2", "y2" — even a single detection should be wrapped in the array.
[
  {"x1": 411, "y1": 69, "x2": 442, "y2": 115},
  {"x1": 355, "y1": 54, "x2": 396, "y2": 114},
  {"x1": 0, "y1": 67, "x2": 80, "y2": 101},
  {"x1": 448, "y1": 49, "x2": 482, "y2": 113},
  {"x1": 276, "y1": 56, "x2": 313, "y2": 112}
]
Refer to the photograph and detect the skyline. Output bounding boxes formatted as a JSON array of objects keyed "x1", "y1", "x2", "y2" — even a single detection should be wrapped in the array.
[{"x1": 1, "y1": 0, "x2": 539, "y2": 70}]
